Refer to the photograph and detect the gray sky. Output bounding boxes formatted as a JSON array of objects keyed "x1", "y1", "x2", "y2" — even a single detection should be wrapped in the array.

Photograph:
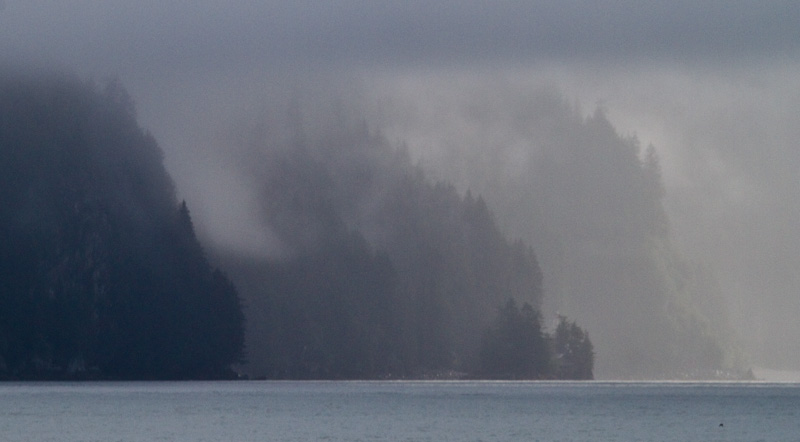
[
  {"x1": 3, "y1": 1, "x2": 799, "y2": 71},
  {"x1": 3, "y1": 1, "x2": 800, "y2": 371}
]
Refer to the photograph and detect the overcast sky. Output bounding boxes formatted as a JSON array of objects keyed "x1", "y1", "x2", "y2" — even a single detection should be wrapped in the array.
[
  {"x1": 2, "y1": 1, "x2": 799, "y2": 70},
  {"x1": 3, "y1": 1, "x2": 800, "y2": 370}
]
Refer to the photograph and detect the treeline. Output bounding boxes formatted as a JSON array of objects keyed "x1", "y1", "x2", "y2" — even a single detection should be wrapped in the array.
[
  {"x1": 0, "y1": 71, "x2": 244, "y2": 379},
  {"x1": 220, "y1": 111, "x2": 593, "y2": 379}
]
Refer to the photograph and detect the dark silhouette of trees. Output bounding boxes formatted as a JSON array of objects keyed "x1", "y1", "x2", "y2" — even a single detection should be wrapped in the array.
[
  {"x1": 478, "y1": 302, "x2": 594, "y2": 380},
  {"x1": 0, "y1": 70, "x2": 244, "y2": 379},
  {"x1": 479, "y1": 299, "x2": 551, "y2": 379},
  {"x1": 0, "y1": 69, "x2": 603, "y2": 381},
  {"x1": 553, "y1": 315, "x2": 594, "y2": 380}
]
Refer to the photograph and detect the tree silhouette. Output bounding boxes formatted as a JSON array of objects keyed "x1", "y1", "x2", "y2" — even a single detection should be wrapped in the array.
[
  {"x1": 553, "y1": 315, "x2": 594, "y2": 380},
  {"x1": 479, "y1": 299, "x2": 551, "y2": 379}
]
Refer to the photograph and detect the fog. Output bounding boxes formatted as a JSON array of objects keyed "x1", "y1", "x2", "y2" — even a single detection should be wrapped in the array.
[{"x1": 3, "y1": 1, "x2": 800, "y2": 376}]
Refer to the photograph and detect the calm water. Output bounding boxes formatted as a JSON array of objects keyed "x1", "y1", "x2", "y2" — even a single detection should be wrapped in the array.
[{"x1": 0, "y1": 381, "x2": 798, "y2": 441}]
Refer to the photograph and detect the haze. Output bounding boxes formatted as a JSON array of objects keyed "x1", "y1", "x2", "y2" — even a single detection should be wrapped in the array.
[{"x1": 3, "y1": 1, "x2": 800, "y2": 377}]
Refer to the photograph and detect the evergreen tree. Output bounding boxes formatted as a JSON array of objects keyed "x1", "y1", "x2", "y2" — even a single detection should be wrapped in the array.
[
  {"x1": 479, "y1": 299, "x2": 551, "y2": 379},
  {"x1": 553, "y1": 315, "x2": 594, "y2": 380}
]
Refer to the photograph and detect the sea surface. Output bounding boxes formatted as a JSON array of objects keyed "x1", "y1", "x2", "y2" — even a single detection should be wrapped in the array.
[{"x1": 0, "y1": 380, "x2": 798, "y2": 441}]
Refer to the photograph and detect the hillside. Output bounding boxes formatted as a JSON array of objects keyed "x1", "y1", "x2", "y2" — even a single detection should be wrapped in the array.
[{"x1": 0, "y1": 70, "x2": 244, "y2": 379}]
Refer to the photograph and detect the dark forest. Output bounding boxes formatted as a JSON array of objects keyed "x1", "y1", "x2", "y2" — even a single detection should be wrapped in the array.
[
  {"x1": 0, "y1": 71, "x2": 592, "y2": 380},
  {"x1": 0, "y1": 71, "x2": 244, "y2": 379}
]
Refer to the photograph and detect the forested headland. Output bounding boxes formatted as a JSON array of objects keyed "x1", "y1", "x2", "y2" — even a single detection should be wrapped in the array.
[
  {"x1": 395, "y1": 88, "x2": 739, "y2": 378},
  {"x1": 0, "y1": 71, "x2": 244, "y2": 379},
  {"x1": 219, "y1": 112, "x2": 593, "y2": 379},
  {"x1": 0, "y1": 70, "x2": 592, "y2": 380}
]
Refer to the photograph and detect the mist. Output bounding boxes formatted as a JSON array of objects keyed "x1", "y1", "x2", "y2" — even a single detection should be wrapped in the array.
[{"x1": 3, "y1": 1, "x2": 800, "y2": 378}]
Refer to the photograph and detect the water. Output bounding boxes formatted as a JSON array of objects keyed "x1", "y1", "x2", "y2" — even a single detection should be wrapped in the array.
[{"x1": 0, "y1": 381, "x2": 798, "y2": 441}]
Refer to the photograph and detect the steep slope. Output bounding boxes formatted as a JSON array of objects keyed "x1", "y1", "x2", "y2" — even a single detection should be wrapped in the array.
[
  {"x1": 219, "y1": 114, "x2": 548, "y2": 378},
  {"x1": 397, "y1": 90, "x2": 735, "y2": 378},
  {"x1": 0, "y1": 70, "x2": 244, "y2": 379}
]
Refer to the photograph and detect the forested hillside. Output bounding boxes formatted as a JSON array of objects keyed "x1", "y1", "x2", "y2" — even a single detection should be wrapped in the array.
[
  {"x1": 0, "y1": 70, "x2": 590, "y2": 381},
  {"x1": 0, "y1": 71, "x2": 244, "y2": 379},
  {"x1": 218, "y1": 113, "x2": 591, "y2": 379},
  {"x1": 390, "y1": 89, "x2": 736, "y2": 378}
]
